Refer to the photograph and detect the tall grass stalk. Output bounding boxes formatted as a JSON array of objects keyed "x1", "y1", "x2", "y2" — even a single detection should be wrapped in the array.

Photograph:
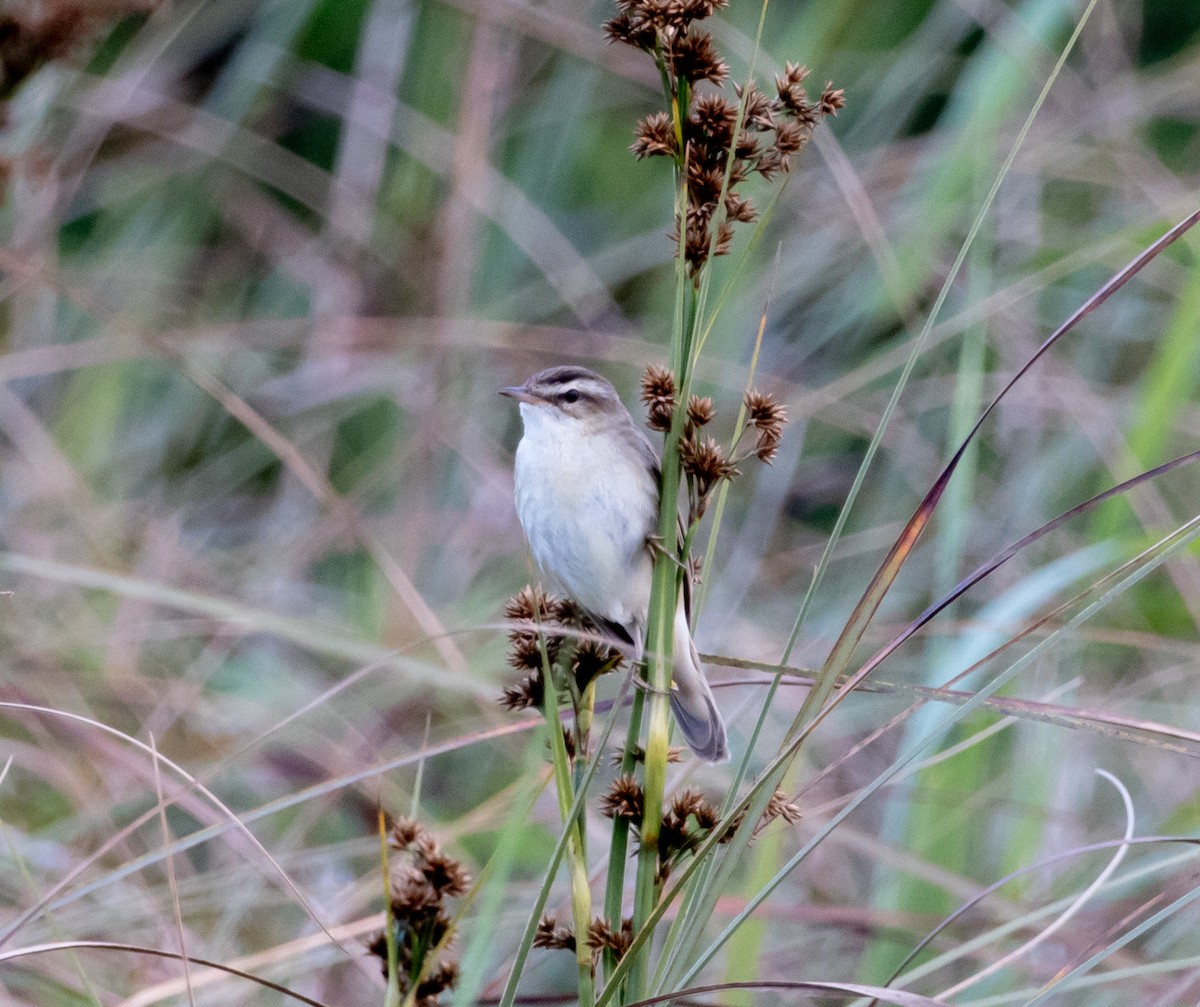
[{"x1": 2, "y1": 1, "x2": 1199, "y2": 1004}]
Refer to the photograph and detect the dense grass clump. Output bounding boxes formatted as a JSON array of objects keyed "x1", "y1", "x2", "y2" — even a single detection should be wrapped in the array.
[{"x1": 0, "y1": 1, "x2": 1198, "y2": 1004}]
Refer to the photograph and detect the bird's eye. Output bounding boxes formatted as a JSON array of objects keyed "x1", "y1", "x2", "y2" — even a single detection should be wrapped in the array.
[{"x1": 561, "y1": 389, "x2": 580, "y2": 404}]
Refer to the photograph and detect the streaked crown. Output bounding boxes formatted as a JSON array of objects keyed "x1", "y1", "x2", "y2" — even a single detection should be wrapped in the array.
[{"x1": 500, "y1": 365, "x2": 627, "y2": 420}]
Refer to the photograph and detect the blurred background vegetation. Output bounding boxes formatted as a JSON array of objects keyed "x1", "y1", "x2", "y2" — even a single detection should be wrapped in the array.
[{"x1": 0, "y1": 0, "x2": 1198, "y2": 1003}]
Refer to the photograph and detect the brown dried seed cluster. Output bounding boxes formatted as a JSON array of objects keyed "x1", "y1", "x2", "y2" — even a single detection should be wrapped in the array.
[
  {"x1": 588, "y1": 916, "x2": 634, "y2": 962},
  {"x1": 630, "y1": 110, "x2": 677, "y2": 158},
  {"x1": 368, "y1": 816, "x2": 468, "y2": 1005},
  {"x1": 609, "y1": 0, "x2": 843, "y2": 277},
  {"x1": 744, "y1": 389, "x2": 787, "y2": 463},
  {"x1": 680, "y1": 433, "x2": 739, "y2": 521},
  {"x1": 600, "y1": 780, "x2": 802, "y2": 882},
  {"x1": 500, "y1": 676, "x2": 544, "y2": 712},
  {"x1": 680, "y1": 434, "x2": 738, "y2": 495},
  {"x1": 534, "y1": 915, "x2": 635, "y2": 964},
  {"x1": 559, "y1": 725, "x2": 578, "y2": 762},
  {"x1": 726, "y1": 789, "x2": 803, "y2": 836},
  {"x1": 655, "y1": 788, "x2": 727, "y2": 881},
  {"x1": 504, "y1": 584, "x2": 567, "y2": 671},
  {"x1": 600, "y1": 779, "x2": 735, "y2": 881},
  {"x1": 605, "y1": 0, "x2": 730, "y2": 47},
  {"x1": 572, "y1": 638, "x2": 623, "y2": 691},
  {"x1": 686, "y1": 394, "x2": 715, "y2": 431},
  {"x1": 760, "y1": 790, "x2": 803, "y2": 828},
  {"x1": 640, "y1": 367, "x2": 788, "y2": 525},
  {"x1": 640, "y1": 364, "x2": 677, "y2": 432},
  {"x1": 500, "y1": 585, "x2": 621, "y2": 712},
  {"x1": 659, "y1": 788, "x2": 719, "y2": 851},
  {"x1": 600, "y1": 773, "x2": 645, "y2": 822},
  {"x1": 534, "y1": 914, "x2": 577, "y2": 952}
]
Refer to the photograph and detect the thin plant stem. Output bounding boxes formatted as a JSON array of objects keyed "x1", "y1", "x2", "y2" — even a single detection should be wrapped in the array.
[
  {"x1": 380, "y1": 808, "x2": 401, "y2": 1007},
  {"x1": 542, "y1": 644, "x2": 595, "y2": 1007},
  {"x1": 602, "y1": 683, "x2": 644, "y2": 989}
]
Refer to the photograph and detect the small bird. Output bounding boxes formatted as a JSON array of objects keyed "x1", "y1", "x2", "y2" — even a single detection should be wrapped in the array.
[{"x1": 501, "y1": 365, "x2": 728, "y2": 762}]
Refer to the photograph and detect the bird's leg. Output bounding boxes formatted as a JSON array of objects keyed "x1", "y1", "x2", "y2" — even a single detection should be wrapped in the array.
[
  {"x1": 644, "y1": 533, "x2": 689, "y2": 572},
  {"x1": 632, "y1": 671, "x2": 676, "y2": 698}
]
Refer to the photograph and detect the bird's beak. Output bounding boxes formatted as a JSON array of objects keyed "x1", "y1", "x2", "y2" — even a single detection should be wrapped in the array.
[{"x1": 499, "y1": 384, "x2": 544, "y2": 405}]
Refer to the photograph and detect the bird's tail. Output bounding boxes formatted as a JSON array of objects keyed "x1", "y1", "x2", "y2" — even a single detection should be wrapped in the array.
[{"x1": 668, "y1": 600, "x2": 729, "y2": 762}]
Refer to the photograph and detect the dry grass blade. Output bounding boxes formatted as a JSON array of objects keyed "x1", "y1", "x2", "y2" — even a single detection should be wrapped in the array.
[
  {"x1": 873, "y1": 835, "x2": 1200, "y2": 1001},
  {"x1": 793, "y1": 209, "x2": 1200, "y2": 736},
  {"x1": 0, "y1": 941, "x2": 333, "y2": 1007},
  {"x1": 707, "y1": 661, "x2": 1200, "y2": 758},
  {"x1": 1, "y1": 1, "x2": 1196, "y2": 1001},
  {"x1": 1038, "y1": 866, "x2": 1200, "y2": 998},
  {"x1": 0, "y1": 702, "x2": 366, "y2": 974},
  {"x1": 817, "y1": 445, "x2": 1200, "y2": 718},
  {"x1": 148, "y1": 731, "x2": 195, "y2": 1005},
  {"x1": 624, "y1": 978, "x2": 951, "y2": 1005},
  {"x1": 1, "y1": 717, "x2": 536, "y2": 949},
  {"x1": 0, "y1": 552, "x2": 486, "y2": 696}
]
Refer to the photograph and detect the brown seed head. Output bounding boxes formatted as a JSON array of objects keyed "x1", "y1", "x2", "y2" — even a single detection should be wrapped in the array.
[
  {"x1": 686, "y1": 395, "x2": 715, "y2": 430},
  {"x1": 600, "y1": 774, "x2": 645, "y2": 822},
  {"x1": 819, "y1": 84, "x2": 846, "y2": 116},
  {"x1": 415, "y1": 961, "x2": 459, "y2": 1005},
  {"x1": 735, "y1": 81, "x2": 775, "y2": 129},
  {"x1": 687, "y1": 162, "x2": 727, "y2": 211},
  {"x1": 671, "y1": 788, "x2": 721, "y2": 832},
  {"x1": 723, "y1": 193, "x2": 758, "y2": 223},
  {"x1": 572, "y1": 638, "x2": 623, "y2": 691},
  {"x1": 503, "y1": 584, "x2": 556, "y2": 622},
  {"x1": 603, "y1": 12, "x2": 657, "y2": 48},
  {"x1": 418, "y1": 846, "x2": 471, "y2": 898},
  {"x1": 500, "y1": 673, "x2": 544, "y2": 711},
  {"x1": 534, "y1": 914, "x2": 577, "y2": 952},
  {"x1": 690, "y1": 93, "x2": 738, "y2": 144},
  {"x1": 665, "y1": 31, "x2": 728, "y2": 85},
  {"x1": 774, "y1": 62, "x2": 812, "y2": 116},
  {"x1": 673, "y1": 215, "x2": 735, "y2": 274},
  {"x1": 390, "y1": 865, "x2": 442, "y2": 916},
  {"x1": 773, "y1": 117, "x2": 806, "y2": 158},
  {"x1": 632, "y1": 111, "x2": 678, "y2": 158},
  {"x1": 754, "y1": 147, "x2": 784, "y2": 180},
  {"x1": 641, "y1": 364, "x2": 677, "y2": 431},
  {"x1": 559, "y1": 725, "x2": 578, "y2": 762},
  {"x1": 754, "y1": 428, "x2": 782, "y2": 463},
  {"x1": 612, "y1": 744, "x2": 683, "y2": 765},
  {"x1": 744, "y1": 389, "x2": 787, "y2": 463},
  {"x1": 390, "y1": 816, "x2": 425, "y2": 849},
  {"x1": 680, "y1": 434, "x2": 738, "y2": 494},
  {"x1": 370, "y1": 814, "x2": 465, "y2": 994},
  {"x1": 614, "y1": 0, "x2": 841, "y2": 284},
  {"x1": 588, "y1": 916, "x2": 634, "y2": 962},
  {"x1": 504, "y1": 584, "x2": 571, "y2": 674},
  {"x1": 761, "y1": 790, "x2": 803, "y2": 827}
]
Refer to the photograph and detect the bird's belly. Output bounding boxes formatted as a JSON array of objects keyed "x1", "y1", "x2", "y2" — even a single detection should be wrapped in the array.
[{"x1": 514, "y1": 429, "x2": 655, "y2": 625}]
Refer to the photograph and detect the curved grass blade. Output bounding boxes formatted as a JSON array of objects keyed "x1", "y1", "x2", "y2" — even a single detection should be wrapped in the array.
[
  {"x1": 656, "y1": 209, "x2": 1200, "y2": 993},
  {"x1": 789, "y1": 207, "x2": 1200, "y2": 743},
  {"x1": 874, "y1": 836, "x2": 1200, "y2": 1003},
  {"x1": 706, "y1": 663, "x2": 1200, "y2": 759},
  {"x1": 778, "y1": 0, "x2": 1105, "y2": 673},
  {"x1": 659, "y1": 512, "x2": 1200, "y2": 996},
  {"x1": 813, "y1": 445, "x2": 1200, "y2": 725},
  {"x1": 627, "y1": 978, "x2": 950, "y2": 1006},
  {"x1": 0, "y1": 941, "x2": 333, "y2": 1006},
  {"x1": 1028, "y1": 869, "x2": 1200, "y2": 1005}
]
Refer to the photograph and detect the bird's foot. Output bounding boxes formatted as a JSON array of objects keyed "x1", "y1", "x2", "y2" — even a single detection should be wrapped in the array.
[{"x1": 644, "y1": 534, "x2": 689, "y2": 572}]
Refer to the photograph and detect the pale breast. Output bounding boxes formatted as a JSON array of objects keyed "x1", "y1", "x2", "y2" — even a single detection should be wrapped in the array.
[{"x1": 513, "y1": 408, "x2": 656, "y2": 629}]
